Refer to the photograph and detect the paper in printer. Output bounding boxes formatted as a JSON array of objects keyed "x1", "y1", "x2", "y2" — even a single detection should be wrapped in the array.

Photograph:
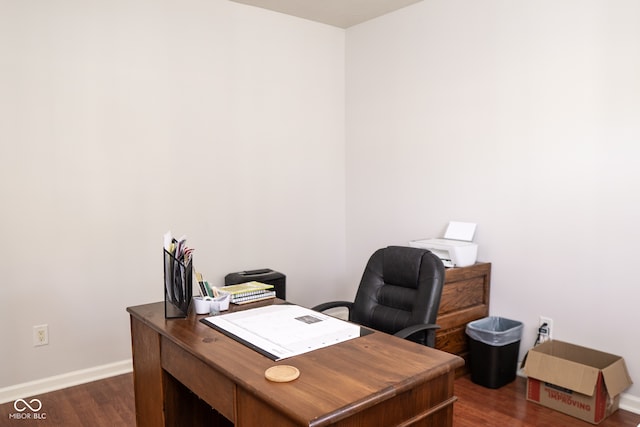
[{"x1": 409, "y1": 222, "x2": 478, "y2": 267}]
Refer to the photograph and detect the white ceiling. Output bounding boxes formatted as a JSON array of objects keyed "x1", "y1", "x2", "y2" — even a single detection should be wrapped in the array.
[{"x1": 229, "y1": 0, "x2": 423, "y2": 28}]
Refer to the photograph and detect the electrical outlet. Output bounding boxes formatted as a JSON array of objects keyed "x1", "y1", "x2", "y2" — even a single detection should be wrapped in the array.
[
  {"x1": 538, "y1": 316, "x2": 553, "y2": 342},
  {"x1": 33, "y1": 324, "x2": 49, "y2": 347}
]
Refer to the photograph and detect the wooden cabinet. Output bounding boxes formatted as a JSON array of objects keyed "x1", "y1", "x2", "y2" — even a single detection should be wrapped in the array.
[{"x1": 435, "y1": 262, "x2": 491, "y2": 376}]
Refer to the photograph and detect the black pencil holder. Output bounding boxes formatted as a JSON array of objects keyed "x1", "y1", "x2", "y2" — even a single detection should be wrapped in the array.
[{"x1": 164, "y1": 248, "x2": 193, "y2": 319}]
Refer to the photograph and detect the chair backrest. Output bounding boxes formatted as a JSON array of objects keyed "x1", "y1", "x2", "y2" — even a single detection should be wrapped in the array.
[{"x1": 350, "y1": 246, "x2": 445, "y2": 343}]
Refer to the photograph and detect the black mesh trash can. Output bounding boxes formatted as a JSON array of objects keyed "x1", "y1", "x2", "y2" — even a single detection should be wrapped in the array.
[{"x1": 465, "y1": 316, "x2": 523, "y2": 389}]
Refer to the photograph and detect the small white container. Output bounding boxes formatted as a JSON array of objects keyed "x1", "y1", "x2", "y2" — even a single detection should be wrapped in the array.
[
  {"x1": 210, "y1": 291, "x2": 230, "y2": 313},
  {"x1": 193, "y1": 297, "x2": 211, "y2": 315}
]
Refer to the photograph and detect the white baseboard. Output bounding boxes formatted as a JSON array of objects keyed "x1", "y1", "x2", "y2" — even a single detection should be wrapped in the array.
[
  {"x1": 620, "y1": 393, "x2": 640, "y2": 415},
  {"x1": 0, "y1": 359, "x2": 132, "y2": 405},
  {"x1": 3, "y1": 359, "x2": 639, "y2": 416}
]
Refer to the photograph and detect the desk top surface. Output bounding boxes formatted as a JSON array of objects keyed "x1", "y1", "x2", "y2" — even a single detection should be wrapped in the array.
[{"x1": 128, "y1": 300, "x2": 464, "y2": 426}]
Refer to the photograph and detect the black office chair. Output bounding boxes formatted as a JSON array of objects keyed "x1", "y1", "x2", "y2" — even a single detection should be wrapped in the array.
[{"x1": 313, "y1": 246, "x2": 445, "y2": 347}]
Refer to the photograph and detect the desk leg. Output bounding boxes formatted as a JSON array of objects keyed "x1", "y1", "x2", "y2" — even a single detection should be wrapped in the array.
[{"x1": 130, "y1": 317, "x2": 165, "y2": 427}]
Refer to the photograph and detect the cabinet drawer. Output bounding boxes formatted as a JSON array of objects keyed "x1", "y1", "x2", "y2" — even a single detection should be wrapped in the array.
[
  {"x1": 435, "y1": 326, "x2": 468, "y2": 355},
  {"x1": 439, "y1": 277, "x2": 486, "y2": 314},
  {"x1": 437, "y1": 305, "x2": 488, "y2": 331}
]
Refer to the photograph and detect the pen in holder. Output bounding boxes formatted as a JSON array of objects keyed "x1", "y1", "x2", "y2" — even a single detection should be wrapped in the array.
[{"x1": 164, "y1": 248, "x2": 193, "y2": 318}]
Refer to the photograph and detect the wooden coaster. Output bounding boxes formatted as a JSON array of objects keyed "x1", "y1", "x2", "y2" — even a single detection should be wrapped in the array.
[{"x1": 265, "y1": 365, "x2": 300, "y2": 383}]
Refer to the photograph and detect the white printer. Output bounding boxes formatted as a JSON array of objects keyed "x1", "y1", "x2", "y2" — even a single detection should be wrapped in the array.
[{"x1": 409, "y1": 222, "x2": 478, "y2": 268}]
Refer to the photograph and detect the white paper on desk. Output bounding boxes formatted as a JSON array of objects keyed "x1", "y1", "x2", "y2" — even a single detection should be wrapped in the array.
[{"x1": 204, "y1": 304, "x2": 361, "y2": 360}]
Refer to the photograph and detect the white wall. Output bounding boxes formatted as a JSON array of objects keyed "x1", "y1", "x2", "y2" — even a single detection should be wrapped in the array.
[
  {"x1": 0, "y1": 0, "x2": 345, "y2": 388},
  {"x1": 3, "y1": 0, "x2": 639, "y2": 405},
  {"x1": 346, "y1": 0, "x2": 640, "y2": 397}
]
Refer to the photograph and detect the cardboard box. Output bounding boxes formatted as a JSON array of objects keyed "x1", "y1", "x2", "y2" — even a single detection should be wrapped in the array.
[{"x1": 523, "y1": 340, "x2": 632, "y2": 424}]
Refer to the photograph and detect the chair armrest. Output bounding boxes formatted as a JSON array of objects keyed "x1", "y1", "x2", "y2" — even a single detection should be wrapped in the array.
[
  {"x1": 311, "y1": 301, "x2": 354, "y2": 313},
  {"x1": 394, "y1": 323, "x2": 441, "y2": 347}
]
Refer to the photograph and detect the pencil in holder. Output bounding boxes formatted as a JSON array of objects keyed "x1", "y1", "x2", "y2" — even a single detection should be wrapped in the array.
[{"x1": 164, "y1": 248, "x2": 193, "y2": 318}]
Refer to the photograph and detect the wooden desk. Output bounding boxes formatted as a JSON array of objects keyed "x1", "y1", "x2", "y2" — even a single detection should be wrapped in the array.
[{"x1": 127, "y1": 300, "x2": 464, "y2": 427}]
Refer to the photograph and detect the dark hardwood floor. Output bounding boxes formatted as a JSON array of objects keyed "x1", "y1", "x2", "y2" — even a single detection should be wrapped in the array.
[
  {"x1": 1, "y1": 373, "x2": 638, "y2": 426},
  {"x1": 454, "y1": 375, "x2": 640, "y2": 427},
  {"x1": 0, "y1": 374, "x2": 136, "y2": 426}
]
